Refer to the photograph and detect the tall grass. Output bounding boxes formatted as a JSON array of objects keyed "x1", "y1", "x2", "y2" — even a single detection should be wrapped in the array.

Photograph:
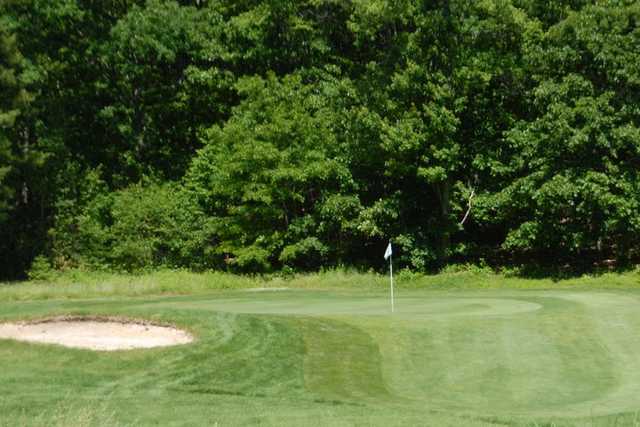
[{"x1": 1, "y1": 266, "x2": 639, "y2": 302}]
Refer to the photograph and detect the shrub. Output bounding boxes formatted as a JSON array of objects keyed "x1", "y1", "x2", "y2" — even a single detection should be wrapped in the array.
[
  {"x1": 28, "y1": 255, "x2": 56, "y2": 281},
  {"x1": 52, "y1": 182, "x2": 210, "y2": 272}
]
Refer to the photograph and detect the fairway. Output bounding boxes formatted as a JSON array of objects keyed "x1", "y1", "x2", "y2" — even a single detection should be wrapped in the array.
[{"x1": 2, "y1": 288, "x2": 640, "y2": 426}]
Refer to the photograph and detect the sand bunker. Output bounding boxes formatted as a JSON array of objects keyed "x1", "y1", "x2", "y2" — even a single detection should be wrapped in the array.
[{"x1": 0, "y1": 317, "x2": 193, "y2": 351}]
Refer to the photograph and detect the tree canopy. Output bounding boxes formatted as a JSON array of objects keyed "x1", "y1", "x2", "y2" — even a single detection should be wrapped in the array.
[{"x1": 1, "y1": 0, "x2": 639, "y2": 278}]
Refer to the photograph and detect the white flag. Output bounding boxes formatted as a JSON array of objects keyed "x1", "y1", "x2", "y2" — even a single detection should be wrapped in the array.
[{"x1": 384, "y1": 242, "x2": 392, "y2": 260}]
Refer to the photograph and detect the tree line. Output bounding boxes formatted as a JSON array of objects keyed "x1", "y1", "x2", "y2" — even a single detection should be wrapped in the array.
[{"x1": 1, "y1": 0, "x2": 639, "y2": 278}]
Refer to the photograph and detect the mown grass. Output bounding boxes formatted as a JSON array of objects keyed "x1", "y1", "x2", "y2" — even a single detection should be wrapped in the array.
[
  {"x1": 2, "y1": 266, "x2": 640, "y2": 302},
  {"x1": 3, "y1": 270, "x2": 640, "y2": 426}
]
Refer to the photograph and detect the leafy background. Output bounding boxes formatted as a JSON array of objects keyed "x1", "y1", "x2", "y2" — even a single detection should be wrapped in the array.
[{"x1": 1, "y1": 0, "x2": 639, "y2": 278}]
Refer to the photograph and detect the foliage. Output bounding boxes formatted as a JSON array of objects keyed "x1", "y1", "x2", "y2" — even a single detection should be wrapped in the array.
[
  {"x1": 96, "y1": 0, "x2": 235, "y2": 181},
  {"x1": 0, "y1": 0, "x2": 639, "y2": 277},
  {"x1": 26, "y1": 255, "x2": 56, "y2": 281},
  {"x1": 0, "y1": 24, "x2": 22, "y2": 224},
  {"x1": 0, "y1": 14, "x2": 39, "y2": 278},
  {"x1": 477, "y1": 1, "x2": 640, "y2": 264},
  {"x1": 186, "y1": 73, "x2": 359, "y2": 272},
  {"x1": 53, "y1": 181, "x2": 208, "y2": 271}
]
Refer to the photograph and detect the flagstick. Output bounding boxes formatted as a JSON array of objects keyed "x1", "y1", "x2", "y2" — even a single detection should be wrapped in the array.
[{"x1": 390, "y1": 252, "x2": 394, "y2": 314}]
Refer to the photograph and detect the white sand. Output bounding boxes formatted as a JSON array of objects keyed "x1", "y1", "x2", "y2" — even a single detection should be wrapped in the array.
[{"x1": 0, "y1": 318, "x2": 193, "y2": 351}]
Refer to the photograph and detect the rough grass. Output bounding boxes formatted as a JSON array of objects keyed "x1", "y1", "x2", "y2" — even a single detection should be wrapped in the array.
[
  {"x1": 1, "y1": 267, "x2": 640, "y2": 302},
  {"x1": 2, "y1": 271, "x2": 640, "y2": 425}
]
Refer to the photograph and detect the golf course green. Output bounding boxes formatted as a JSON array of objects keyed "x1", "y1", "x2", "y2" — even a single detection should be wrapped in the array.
[{"x1": 1, "y1": 284, "x2": 640, "y2": 426}]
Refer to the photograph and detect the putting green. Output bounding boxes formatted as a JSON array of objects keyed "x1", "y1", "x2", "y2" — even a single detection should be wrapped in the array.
[{"x1": 1, "y1": 289, "x2": 640, "y2": 425}]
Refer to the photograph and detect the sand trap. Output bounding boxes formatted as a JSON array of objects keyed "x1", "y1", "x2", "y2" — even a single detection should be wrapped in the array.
[{"x1": 0, "y1": 317, "x2": 193, "y2": 351}]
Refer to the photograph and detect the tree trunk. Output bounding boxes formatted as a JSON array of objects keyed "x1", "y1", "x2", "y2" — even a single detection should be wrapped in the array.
[{"x1": 434, "y1": 178, "x2": 452, "y2": 265}]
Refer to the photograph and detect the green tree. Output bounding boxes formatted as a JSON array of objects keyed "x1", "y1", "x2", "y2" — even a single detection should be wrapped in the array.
[
  {"x1": 478, "y1": 1, "x2": 640, "y2": 264},
  {"x1": 186, "y1": 74, "x2": 359, "y2": 272},
  {"x1": 97, "y1": 0, "x2": 234, "y2": 181},
  {"x1": 3, "y1": 0, "x2": 640, "y2": 277},
  {"x1": 52, "y1": 176, "x2": 208, "y2": 271},
  {"x1": 343, "y1": 0, "x2": 538, "y2": 267},
  {"x1": 0, "y1": 24, "x2": 25, "y2": 222},
  {"x1": 0, "y1": 0, "x2": 138, "y2": 278}
]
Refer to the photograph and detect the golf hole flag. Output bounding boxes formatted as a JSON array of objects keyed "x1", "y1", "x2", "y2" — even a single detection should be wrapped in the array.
[
  {"x1": 384, "y1": 242, "x2": 394, "y2": 313},
  {"x1": 384, "y1": 242, "x2": 392, "y2": 260}
]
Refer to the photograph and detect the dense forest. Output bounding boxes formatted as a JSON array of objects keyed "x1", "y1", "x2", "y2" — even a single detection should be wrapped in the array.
[{"x1": 1, "y1": 0, "x2": 639, "y2": 279}]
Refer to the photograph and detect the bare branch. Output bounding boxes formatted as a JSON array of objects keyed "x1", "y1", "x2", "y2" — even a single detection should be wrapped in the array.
[{"x1": 459, "y1": 188, "x2": 475, "y2": 226}]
